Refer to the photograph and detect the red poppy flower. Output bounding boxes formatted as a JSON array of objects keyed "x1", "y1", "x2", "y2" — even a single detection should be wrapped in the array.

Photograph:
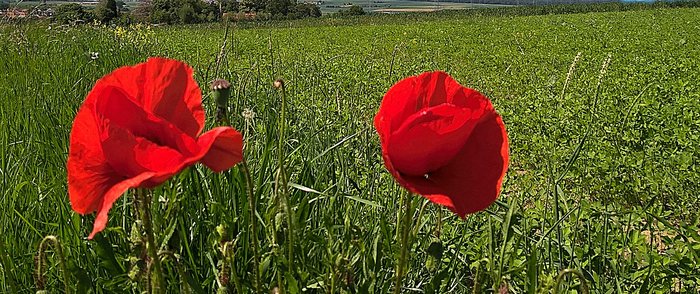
[
  {"x1": 374, "y1": 71, "x2": 509, "y2": 217},
  {"x1": 68, "y1": 57, "x2": 243, "y2": 239}
]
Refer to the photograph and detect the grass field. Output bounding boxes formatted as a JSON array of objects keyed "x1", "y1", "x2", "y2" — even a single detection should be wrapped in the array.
[{"x1": 1, "y1": 5, "x2": 700, "y2": 293}]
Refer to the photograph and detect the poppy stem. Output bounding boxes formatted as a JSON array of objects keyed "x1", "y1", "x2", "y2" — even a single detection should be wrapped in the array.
[
  {"x1": 138, "y1": 189, "x2": 165, "y2": 294},
  {"x1": 435, "y1": 208, "x2": 443, "y2": 238},
  {"x1": 269, "y1": 172, "x2": 287, "y2": 294},
  {"x1": 158, "y1": 251, "x2": 191, "y2": 293},
  {"x1": 394, "y1": 191, "x2": 413, "y2": 294},
  {"x1": 214, "y1": 81, "x2": 262, "y2": 294},
  {"x1": 275, "y1": 79, "x2": 296, "y2": 282},
  {"x1": 221, "y1": 241, "x2": 244, "y2": 294},
  {"x1": 239, "y1": 158, "x2": 263, "y2": 294}
]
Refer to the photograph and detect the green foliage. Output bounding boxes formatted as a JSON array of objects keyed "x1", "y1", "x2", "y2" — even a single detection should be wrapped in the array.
[
  {"x1": 239, "y1": 0, "x2": 266, "y2": 12},
  {"x1": 2, "y1": 5, "x2": 700, "y2": 294},
  {"x1": 267, "y1": 0, "x2": 293, "y2": 17},
  {"x1": 52, "y1": 3, "x2": 92, "y2": 24},
  {"x1": 335, "y1": 4, "x2": 364, "y2": 16},
  {"x1": 264, "y1": 0, "x2": 321, "y2": 20},
  {"x1": 94, "y1": 0, "x2": 119, "y2": 23},
  {"x1": 148, "y1": 0, "x2": 208, "y2": 24},
  {"x1": 221, "y1": 0, "x2": 239, "y2": 13},
  {"x1": 176, "y1": 3, "x2": 197, "y2": 23},
  {"x1": 289, "y1": 3, "x2": 321, "y2": 19}
]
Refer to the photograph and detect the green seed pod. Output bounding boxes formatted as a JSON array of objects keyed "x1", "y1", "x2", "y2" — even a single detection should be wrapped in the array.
[
  {"x1": 211, "y1": 79, "x2": 231, "y2": 122},
  {"x1": 211, "y1": 79, "x2": 231, "y2": 108}
]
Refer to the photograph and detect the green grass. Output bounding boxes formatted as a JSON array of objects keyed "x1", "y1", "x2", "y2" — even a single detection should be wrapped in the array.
[{"x1": 1, "y1": 6, "x2": 700, "y2": 293}]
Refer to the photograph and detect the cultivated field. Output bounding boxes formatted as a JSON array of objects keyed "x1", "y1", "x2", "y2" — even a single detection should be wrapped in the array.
[
  {"x1": 1, "y1": 6, "x2": 700, "y2": 293},
  {"x1": 313, "y1": 0, "x2": 508, "y2": 14}
]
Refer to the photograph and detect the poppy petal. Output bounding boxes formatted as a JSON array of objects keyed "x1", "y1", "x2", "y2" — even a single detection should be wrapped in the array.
[
  {"x1": 68, "y1": 142, "x2": 123, "y2": 215},
  {"x1": 141, "y1": 57, "x2": 205, "y2": 136},
  {"x1": 93, "y1": 85, "x2": 200, "y2": 157},
  {"x1": 415, "y1": 71, "x2": 451, "y2": 107},
  {"x1": 388, "y1": 103, "x2": 478, "y2": 176},
  {"x1": 197, "y1": 127, "x2": 244, "y2": 172},
  {"x1": 403, "y1": 111, "x2": 509, "y2": 217},
  {"x1": 67, "y1": 86, "x2": 128, "y2": 215},
  {"x1": 375, "y1": 71, "x2": 474, "y2": 135},
  {"x1": 97, "y1": 57, "x2": 205, "y2": 137},
  {"x1": 100, "y1": 121, "x2": 187, "y2": 185},
  {"x1": 88, "y1": 172, "x2": 156, "y2": 239},
  {"x1": 374, "y1": 75, "x2": 420, "y2": 135}
]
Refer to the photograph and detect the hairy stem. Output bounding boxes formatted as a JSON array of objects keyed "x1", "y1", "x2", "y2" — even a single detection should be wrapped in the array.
[
  {"x1": 138, "y1": 189, "x2": 164, "y2": 294},
  {"x1": 276, "y1": 79, "x2": 296, "y2": 283},
  {"x1": 239, "y1": 158, "x2": 262, "y2": 293}
]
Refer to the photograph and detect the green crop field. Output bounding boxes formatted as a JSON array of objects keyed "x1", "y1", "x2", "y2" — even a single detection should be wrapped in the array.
[
  {"x1": 313, "y1": 0, "x2": 508, "y2": 14},
  {"x1": 1, "y1": 5, "x2": 700, "y2": 294}
]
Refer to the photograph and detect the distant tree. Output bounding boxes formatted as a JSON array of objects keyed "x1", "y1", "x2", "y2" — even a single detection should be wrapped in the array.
[
  {"x1": 240, "y1": 0, "x2": 266, "y2": 12},
  {"x1": 347, "y1": 4, "x2": 364, "y2": 15},
  {"x1": 201, "y1": 0, "x2": 220, "y2": 21},
  {"x1": 147, "y1": 0, "x2": 206, "y2": 24},
  {"x1": 150, "y1": 8, "x2": 172, "y2": 23},
  {"x1": 221, "y1": 0, "x2": 239, "y2": 13},
  {"x1": 0, "y1": 1, "x2": 8, "y2": 10},
  {"x1": 289, "y1": 3, "x2": 320, "y2": 18},
  {"x1": 176, "y1": 3, "x2": 196, "y2": 23},
  {"x1": 266, "y1": 0, "x2": 293, "y2": 16},
  {"x1": 53, "y1": 3, "x2": 91, "y2": 24},
  {"x1": 335, "y1": 4, "x2": 364, "y2": 16},
  {"x1": 149, "y1": 0, "x2": 177, "y2": 23},
  {"x1": 94, "y1": 0, "x2": 119, "y2": 23}
]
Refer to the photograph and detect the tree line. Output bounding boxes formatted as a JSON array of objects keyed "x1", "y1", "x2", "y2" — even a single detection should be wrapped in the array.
[{"x1": 48, "y1": 0, "x2": 332, "y2": 25}]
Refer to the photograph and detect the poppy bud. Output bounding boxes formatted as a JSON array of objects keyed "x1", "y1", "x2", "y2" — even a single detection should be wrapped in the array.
[
  {"x1": 211, "y1": 79, "x2": 231, "y2": 121},
  {"x1": 127, "y1": 258, "x2": 141, "y2": 281},
  {"x1": 425, "y1": 239, "x2": 443, "y2": 271},
  {"x1": 274, "y1": 212, "x2": 285, "y2": 231},
  {"x1": 129, "y1": 221, "x2": 143, "y2": 249}
]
